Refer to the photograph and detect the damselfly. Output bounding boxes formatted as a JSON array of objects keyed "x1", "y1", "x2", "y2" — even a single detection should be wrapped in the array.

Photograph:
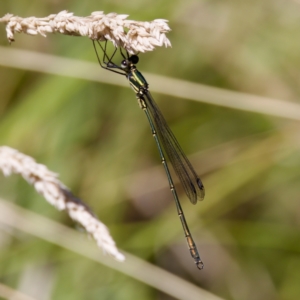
[{"x1": 93, "y1": 41, "x2": 205, "y2": 269}]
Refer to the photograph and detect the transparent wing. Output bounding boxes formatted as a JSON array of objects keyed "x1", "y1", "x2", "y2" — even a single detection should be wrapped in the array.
[{"x1": 143, "y1": 91, "x2": 205, "y2": 204}]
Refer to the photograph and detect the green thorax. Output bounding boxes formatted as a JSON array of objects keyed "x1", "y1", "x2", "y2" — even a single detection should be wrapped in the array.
[{"x1": 126, "y1": 66, "x2": 149, "y2": 95}]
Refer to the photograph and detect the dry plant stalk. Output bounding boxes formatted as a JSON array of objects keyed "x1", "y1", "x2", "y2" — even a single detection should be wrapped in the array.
[
  {"x1": 0, "y1": 146, "x2": 125, "y2": 262},
  {"x1": 0, "y1": 10, "x2": 171, "y2": 54}
]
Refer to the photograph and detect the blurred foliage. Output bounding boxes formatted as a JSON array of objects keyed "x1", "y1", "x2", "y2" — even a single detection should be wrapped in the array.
[{"x1": 1, "y1": 1, "x2": 300, "y2": 299}]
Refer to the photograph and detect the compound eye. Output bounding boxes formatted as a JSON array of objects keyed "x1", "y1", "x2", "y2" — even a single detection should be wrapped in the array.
[
  {"x1": 130, "y1": 55, "x2": 139, "y2": 64},
  {"x1": 121, "y1": 60, "x2": 128, "y2": 69}
]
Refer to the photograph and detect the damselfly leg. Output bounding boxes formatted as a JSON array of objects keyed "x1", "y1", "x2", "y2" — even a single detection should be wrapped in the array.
[{"x1": 92, "y1": 40, "x2": 125, "y2": 75}]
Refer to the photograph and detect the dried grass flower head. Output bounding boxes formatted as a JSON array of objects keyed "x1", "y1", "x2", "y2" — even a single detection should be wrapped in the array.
[
  {"x1": 0, "y1": 146, "x2": 125, "y2": 262},
  {"x1": 0, "y1": 10, "x2": 172, "y2": 54}
]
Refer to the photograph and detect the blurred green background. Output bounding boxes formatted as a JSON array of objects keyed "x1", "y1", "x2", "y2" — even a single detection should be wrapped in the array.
[{"x1": 1, "y1": 1, "x2": 300, "y2": 299}]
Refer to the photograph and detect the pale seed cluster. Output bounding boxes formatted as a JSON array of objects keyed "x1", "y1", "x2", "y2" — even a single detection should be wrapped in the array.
[
  {"x1": 0, "y1": 10, "x2": 171, "y2": 54},
  {"x1": 0, "y1": 146, "x2": 125, "y2": 262}
]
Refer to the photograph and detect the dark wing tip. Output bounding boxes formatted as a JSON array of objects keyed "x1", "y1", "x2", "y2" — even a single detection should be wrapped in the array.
[
  {"x1": 197, "y1": 178, "x2": 205, "y2": 201},
  {"x1": 188, "y1": 181, "x2": 198, "y2": 205},
  {"x1": 188, "y1": 178, "x2": 205, "y2": 204}
]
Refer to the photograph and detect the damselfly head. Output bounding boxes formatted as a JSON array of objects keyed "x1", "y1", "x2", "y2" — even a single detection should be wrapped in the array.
[{"x1": 121, "y1": 55, "x2": 139, "y2": 70}]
